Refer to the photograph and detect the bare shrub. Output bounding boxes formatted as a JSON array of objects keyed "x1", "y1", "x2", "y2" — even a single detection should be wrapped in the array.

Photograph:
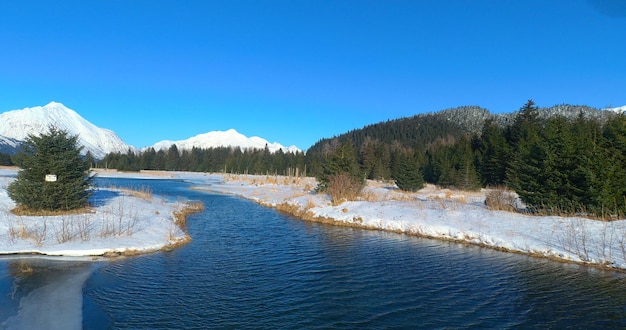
[
  {"x1": 24, "y1": 219, "x2": 47, "y2": 247},
  {"x1": 326, "y1": 173, "x2": 364, "y2": 206},
  {"x1": 77, "y1": 215, "x2": 92, "y2": 241},
  {"x1": 123, "y1": 209, "x2": 139, "y2": 236},
  {"x1": 485, "y1": 187, "x2": 518, "y2": 212},
  {"x1": 560, "y1": 219, "x2": 590, "y2": 262},
  {"x1": 619, "y1": 225, "x2": 626, "y2": 264},
  {"x1": 599, "y1": 221, "x2": 615, "y2": 262},
  {"x1": 52, "y1": 217, "x2": 76, "y2": 243},
  {"x1": 7, "y1": 217, "x2": 20, "y2": 245},
  {"x1": 100, "y1": 212, "x2": 116, "y2": 238}
]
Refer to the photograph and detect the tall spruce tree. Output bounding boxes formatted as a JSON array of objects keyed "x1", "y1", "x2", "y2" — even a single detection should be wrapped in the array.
[
  {"x1": 394, "y1": 155, "x2": 424, "y2": 192},
  {"x1": 477, "y1": 119, "x2": 509, "y2": 186},
  {"x1": 506, "y1": 100, "x2": 543, "y2": 205},
  {"x1": 8, "y1": 127, "x2": 93, "y2": 211},
  {"x1": 316, "y1": 140, "x2": 365, "y2": 204}
]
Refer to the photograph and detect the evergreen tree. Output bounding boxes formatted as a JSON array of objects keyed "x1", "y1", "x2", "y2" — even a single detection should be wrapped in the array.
[
  {"x1": 165, "y1": 144, "x2": 180, "y2": 171},
  {"x1": 84, "y1": 151, "x2": 95, "y2": 169},
  {"x1": 316, "y1": 141, "x2": 365, "y2": 203},
  {"x1": 8, "y1": 127, "x2": 93, "y2": 211},
  {"x1": 506, "y1": 100, "x2": 543, "y2": 203},
  {"x1": 0, "y1": 152, "x2": 13, "y2": 166},
  {"x1": 394, "y1": 154, "x2": 424, "y2": 192},
  {"x1": 477, "y1": 119, "x2": 509, "y2": 186}
]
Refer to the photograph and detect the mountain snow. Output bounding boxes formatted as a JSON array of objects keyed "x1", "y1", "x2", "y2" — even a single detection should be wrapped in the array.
[
  {"x1": 606, "y1": 105, "x2": 626, "y2": 114},
  {"x1": 150, "y1": 129, "x2": 301, "y2": 153},
  {"x1": 0, "y1": 102, "x2": 301, "y2": 159},
  {"x1": 0, "y1": 102, "x2": 132, "y2": 159}
]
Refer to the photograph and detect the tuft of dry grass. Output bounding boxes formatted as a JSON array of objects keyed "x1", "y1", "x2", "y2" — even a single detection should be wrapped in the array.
[
  {"x1": 173, "y1": 201, "x2": 205, "y2": 229},
  {"x1": 304, "y1": 198, "x2": 316, "y2": 210},
  {"x1": 119, "y1": 186, "x2": 153, "y2": 201},
  {"x1": 325, "y1": 174, "x2": 364, "y2": 206},
  {"x1": 484, "y1": 186, "x2": 518, "y2": 212},
  {"x1": 362, "y1": 190, "x2": 381, "y2": 202}
]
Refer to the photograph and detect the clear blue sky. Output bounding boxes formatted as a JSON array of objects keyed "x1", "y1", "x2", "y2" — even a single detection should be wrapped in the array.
[{"x1": 0, "y1": 1, "x2": 624, "y2": 150}]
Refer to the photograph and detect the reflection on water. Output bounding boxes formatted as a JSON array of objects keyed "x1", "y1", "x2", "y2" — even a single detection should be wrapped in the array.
[{"x1": 0, "y1": 258, "x2": 94, "y2": 330}]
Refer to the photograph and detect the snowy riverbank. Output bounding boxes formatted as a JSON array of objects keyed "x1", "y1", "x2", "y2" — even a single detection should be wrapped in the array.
[
  {"x1": 0, "y1": 168, "x2": 189, "y2": 257},
  {"x1": 198, "y1": 173, "x2": 626, "y2": 271},
  {"x1": 5, "y1": 167, "x2": 626, "y2": 271}
]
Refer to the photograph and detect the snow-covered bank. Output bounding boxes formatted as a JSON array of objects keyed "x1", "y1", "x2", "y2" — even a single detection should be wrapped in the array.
[
  {"x1": 0, "y1": 168, "x2": 190, "y2": 257},
  {"x1": 201, "y1": 173, "x2": 626, "y2": 271},
  {"x1": 17, "y1": 168, "x2": 626, "y2": 271}
]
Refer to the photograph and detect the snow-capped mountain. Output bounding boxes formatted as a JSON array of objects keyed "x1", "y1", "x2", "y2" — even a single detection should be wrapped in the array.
[
  {"x1": 150, "y1": 129, "x2": 301, "y2": 153},
  {"x1": 606, "y1": 105, "x2": 626, "y2": 114},
  {"x1": 0, "y1": 102, "x2": 133, "y2": 159}
]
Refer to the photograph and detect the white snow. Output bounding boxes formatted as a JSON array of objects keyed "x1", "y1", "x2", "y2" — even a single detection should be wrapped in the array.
[
  {"x1": 149, "y1": 128, "x2": 301, "y2": 153},
  {"x1": 605, "y1": 105, "x2": 626, "y2": 114},
  {"x1": 0, "y1": 102, "x2": 133, "y2": 159},
  {"x1": 0, "y1": 168, "x2": 188, "y2": 257}
]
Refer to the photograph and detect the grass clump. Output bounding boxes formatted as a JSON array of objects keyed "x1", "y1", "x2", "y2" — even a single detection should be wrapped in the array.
[
  {"x1": 174, "y1": 201, "x2": 204, "y2": 228},
  {"x1": 484, "y1": 187, "x2": 518, "y2": 212}
]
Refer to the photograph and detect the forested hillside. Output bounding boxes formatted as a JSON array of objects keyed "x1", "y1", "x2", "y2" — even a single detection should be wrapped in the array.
[{"x1": 308, "y1": 101, "x2": 625, "y2": 217}]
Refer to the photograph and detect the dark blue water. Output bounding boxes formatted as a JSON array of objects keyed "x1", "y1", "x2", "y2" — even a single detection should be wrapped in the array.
[{"x1": 3, "y1": 177, "x2": 626, "y2": 328}]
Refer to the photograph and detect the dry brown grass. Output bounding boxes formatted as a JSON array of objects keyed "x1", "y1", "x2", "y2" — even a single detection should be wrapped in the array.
[
  {"x1": 11, "y1": 205, "x2": 93, "y2": 216},
  {"x1": 118, "y1": 186, "x2": 153, "y2": 201},
  {"x1": 326, "y1": 174, "x2": 364, "y2": 206},
  {"x1": 173, "y1": 201, "x2": 205, "y2": 229},
  {"x1": 485, "y1": 187, "x2": 518, "y2": 212},
  {"x1": 362, "y1": 190, "x2": 381, "y2": 202},
  {"x1": 304, "y1": 198, "x2": 316, "y2": 210}
]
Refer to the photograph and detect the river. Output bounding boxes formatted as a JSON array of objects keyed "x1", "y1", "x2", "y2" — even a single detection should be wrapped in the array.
[{"x1": 2, "y1": 177, "x2": 626, "y2": 329}]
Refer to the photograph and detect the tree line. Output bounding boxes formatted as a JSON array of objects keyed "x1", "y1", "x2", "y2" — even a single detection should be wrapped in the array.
[
  {"x1": 2, "y1": 101, "x2": 624, "y2": 217},
  {"x1": 96, "y1": 144, "x2": 307, "y2": 176}
]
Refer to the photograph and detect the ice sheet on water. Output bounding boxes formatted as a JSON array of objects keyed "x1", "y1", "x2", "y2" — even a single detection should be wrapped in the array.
[{"x1": 1, "y1": 260, "x2": 93, "y2": 330}]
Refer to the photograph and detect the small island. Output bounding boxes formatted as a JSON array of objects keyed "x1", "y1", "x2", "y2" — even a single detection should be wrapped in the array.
[{"x1": 0, "y1": 128, "x2": 197, "y2": 258}]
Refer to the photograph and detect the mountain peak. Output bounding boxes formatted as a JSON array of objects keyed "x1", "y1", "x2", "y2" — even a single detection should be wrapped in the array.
[
  {"x1": 0, "y1": 102, "x2": 133, "y2": 159},
  {"x1": 44, "y1": 101, "x2": 66, "y2": 108},
  {"x1": 150, "y1": 129, "x2": 301, "y2": 153}
]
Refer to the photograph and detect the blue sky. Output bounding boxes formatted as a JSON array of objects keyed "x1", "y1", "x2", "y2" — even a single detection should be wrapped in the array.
[{"x1": 0, "y1": 1, "x2": 624, "y2": 150}]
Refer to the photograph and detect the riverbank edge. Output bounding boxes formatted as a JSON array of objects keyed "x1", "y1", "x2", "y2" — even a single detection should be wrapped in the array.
[
  {"x1": 0, "y1": 200, "x2": 200, "y2": 259},
  {"x1": 247, "y1": 197, "x2": 626, "y2": 273},
  {"x1": 92, "y1": 169, "x2": 626, "y2": 271}
]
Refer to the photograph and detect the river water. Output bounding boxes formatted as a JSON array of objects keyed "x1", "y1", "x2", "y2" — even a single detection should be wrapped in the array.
[{"x1": 2, "y1": 177, "x2": 626, "y2": 329}]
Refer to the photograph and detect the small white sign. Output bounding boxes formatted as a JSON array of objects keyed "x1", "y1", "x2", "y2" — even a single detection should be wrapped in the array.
[{"x1": 45, "y1": 174, "x2": 57, "y2": 182}]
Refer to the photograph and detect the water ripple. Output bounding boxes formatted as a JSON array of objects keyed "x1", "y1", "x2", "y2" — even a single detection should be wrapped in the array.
[{"x1": 76, "y1": 178, "x2": 626, "y2": 328}]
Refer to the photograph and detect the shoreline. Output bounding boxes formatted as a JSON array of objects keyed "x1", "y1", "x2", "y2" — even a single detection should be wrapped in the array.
[
  {"x1": 9, "y1": 168, "x2": 626, "y2": 272},
  {"x1": 202, "y1": 173, "x2": 626, "y2": 273}
]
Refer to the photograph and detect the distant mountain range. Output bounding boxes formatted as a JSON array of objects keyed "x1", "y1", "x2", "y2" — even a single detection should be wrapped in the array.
[
  {"x1": 150, "y1": 129, "x2": 300, "y2": 154},
  {"x1": 0, "y1": 102, "x2": 301, "y2": 159}
]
